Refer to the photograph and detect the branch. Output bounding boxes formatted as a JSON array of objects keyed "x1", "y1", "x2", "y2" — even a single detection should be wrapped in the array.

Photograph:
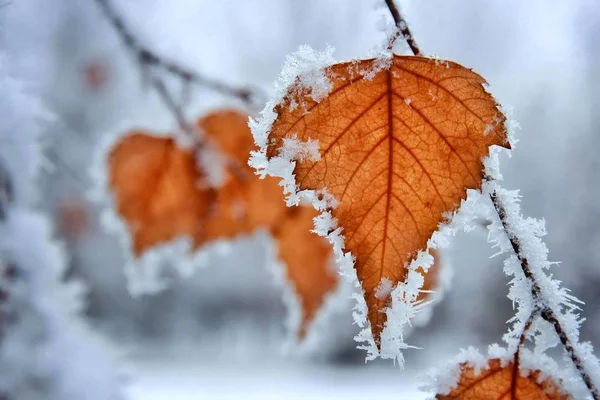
[
  {"x1": 385, "y1": 3, "x2": 600, "y2": 398},
  {"x1": 0, "y1": 158, "x2": 13, "y2": 221},
  {"x1": 93, "y1": 0, "x2": 265, "y2": 133},
  {"x1": 491, "y1": 190, "x2": 600, "y2": 399},
  {"x1": 383, "y1": 0, "x2": 422, "y2": 56},
  {"x1": 512, "y1": 309, "x2": 539, "y2": 399}
]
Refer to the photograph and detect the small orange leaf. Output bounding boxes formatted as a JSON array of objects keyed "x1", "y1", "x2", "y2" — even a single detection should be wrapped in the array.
[
  {"x1": 108, "y1": 133, "x2": 213, "y2": 255},
  {"x1": 194, "y1": 110, "x2": 289, "y2": 243},
  {"x1": 264, "y1": 56, "x2": 509, "y2": 345},
  {"x1": 273, "y1": 205, "x2": 336, "y2": 338},
  {"x1": 438, "y1": 359, "x2": 571, "y2": 400},
  {"x1": 107, "y1": 110, "x2": 337, "y2": 339},
  {"x1": 199, "y1": 109, "x2": 256, "y2": 168}
]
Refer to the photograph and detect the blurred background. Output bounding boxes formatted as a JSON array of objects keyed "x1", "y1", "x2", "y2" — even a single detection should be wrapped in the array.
[{"x1": 1, "y1": 0, "x2": 598, "y2": 398}]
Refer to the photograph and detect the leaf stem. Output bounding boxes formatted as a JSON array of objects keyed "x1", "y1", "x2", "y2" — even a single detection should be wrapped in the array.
[
  {"x1": 383, "y1": 0, "x2": 422, "y2": 56},
  {"x1": 511, "y1": 309, "x2": 538, "y2": 400}
]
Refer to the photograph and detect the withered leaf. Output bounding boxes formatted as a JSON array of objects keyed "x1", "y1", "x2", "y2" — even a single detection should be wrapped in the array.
[{"x1": 265, "y1": 55, "x2": 510, "y2": 345}]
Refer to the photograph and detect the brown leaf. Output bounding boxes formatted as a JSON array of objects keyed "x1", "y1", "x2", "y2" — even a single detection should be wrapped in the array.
[
  {"x1": 265, "y1": 56, "x2": 510, "y2": 345},
  {"x1": 83, "y1": 58, "x2": 109, "y2": 91},
  {"x1": 194, "y1": 110, "x2": 289, "y2": 243},
  {"x1": 273, "y1": 205, "x2": 337, "y2": 338},
  {"x1": 58, "y1": 197, "x2": 89, "y2": 237},
  {"x1": 437, "y1": 359, "x2": 572, "y2": 400},
  {"x1": 108, "y1": 110, "x2": 337, "y2": 338},
  {"x1": 108, "y1": 133, "x2": 213, "y2": 255}
]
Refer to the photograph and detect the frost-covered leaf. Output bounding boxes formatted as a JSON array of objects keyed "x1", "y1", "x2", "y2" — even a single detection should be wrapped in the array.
[
  {"x1": 105, "y1": 110, "x2": 335, "y2": 340},
  {"x1": 436, "y1": 358, "x2": 571, "y2": 400},
  {"x1": 108, "y1": 132, "x2": 213, "y2": 255},
  {"x1": 195, "y1": 111, "x2": 289, "y2": 243},
  {"x1": 272, "y1": 205, "x2": 336, "y2": 338},
  {"x1": 253, "y1": 54, "x2": 510, "y2": 347}
]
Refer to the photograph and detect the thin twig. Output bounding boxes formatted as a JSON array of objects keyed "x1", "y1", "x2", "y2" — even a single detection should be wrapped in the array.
[
  {"x1": 491, "y1": 191, "x2": 600, "y2": 400},
  {"x1": 93, "y1": 0, "x2": 265, "y2": 131},
  {"x1": 150, "y1": 76, "x2": 193, "y2": 132},
  {"x1": 383, "y1": 0, "x2": 422, "y2": 56},
  {"x1": 511, "y1": 309, "x2": 538, "y2": 400},
  {"x1": 0, "y1": 159, "x2": 13, "y2": 221},
  {"x1": 385, "y1": 3, "x2": 600, "y2": 398}
]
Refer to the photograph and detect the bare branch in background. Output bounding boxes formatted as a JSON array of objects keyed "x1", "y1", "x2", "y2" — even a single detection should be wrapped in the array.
[
  {"x1": 93, "y1": 0, "x2": 266, "y2": 134},
  {"x1": 0, "y1": 159, "x2": 13, "y2": 221}
]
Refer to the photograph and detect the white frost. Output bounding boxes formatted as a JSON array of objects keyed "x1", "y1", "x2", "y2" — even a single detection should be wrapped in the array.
[{"x1": 0, "y1": 55, "x2": 124, "y2": 400}]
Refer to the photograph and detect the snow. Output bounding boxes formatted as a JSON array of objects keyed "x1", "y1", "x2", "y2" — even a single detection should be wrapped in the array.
[
  {"x1": 124, "y1": 349, "x2": 428, "y2": 400},
  {"x1": 0, "y1": 50, "x2": 124, "y2": 399}
]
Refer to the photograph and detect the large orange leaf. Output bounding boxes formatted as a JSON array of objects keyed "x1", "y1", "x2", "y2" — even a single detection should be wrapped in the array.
[
  {"x1": 263, "y1": 55, "x2": 510, "y2": 345},
  {"x1": 437, "y1": 359, "x2": 571, "y2": 399}
]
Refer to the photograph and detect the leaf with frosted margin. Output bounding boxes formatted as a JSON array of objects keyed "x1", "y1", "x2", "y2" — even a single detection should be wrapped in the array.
[
  {"x1": 437, "y1": 358, "x2": 571, "y2": 399},
  {"x1": 108, "y1": 132, "x2": 214, "y2": 255},
  {"x1": 107, "y1": 110, "x2": 333, "y2": 337},
  {"x1": 262, "y1": 55, "x2": 510, "y2": 347},
  {"x1": 272, "y1": 205, "x2": 336, "y2": 338},
  {"x1": 195, "y1": 111, "x2": 290, "y2": 242}
]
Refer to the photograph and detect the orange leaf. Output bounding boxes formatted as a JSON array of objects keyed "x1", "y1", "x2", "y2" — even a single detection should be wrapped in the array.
[
  {"x1": 437, "y1": 359, "x2": 571, "y2": 399},
  {"x1": 264, "y1": 56, "x2": 510, "y2": 345},
  {"x1": 273, "y1": 205, "x2": 336, "y2": 338},
  {"x1": 107, "y1": 110, "x2": 337, "y2": 339},
  {"x1": 108, "y1": 133, "x2": 213, "y2": 255},
  {"x1": 194, "y1": 110, "x2": 289, "y2": 243}
]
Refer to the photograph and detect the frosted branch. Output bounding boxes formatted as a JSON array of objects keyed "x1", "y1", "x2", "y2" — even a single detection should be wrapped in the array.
[{"x1": 489, "y1": 185, "x2": 600, "y2": 400}]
